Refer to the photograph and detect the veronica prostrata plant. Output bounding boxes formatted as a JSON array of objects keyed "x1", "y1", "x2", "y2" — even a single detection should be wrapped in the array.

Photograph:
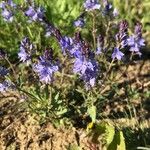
[{"x1": 0, "y1": 0, "x2": 145, "y2": 125}]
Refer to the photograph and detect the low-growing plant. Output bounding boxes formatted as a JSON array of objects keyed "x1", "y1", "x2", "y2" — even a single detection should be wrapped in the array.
[{"x1": 0, "y1": 0, "x2": 147, "y2": 149}]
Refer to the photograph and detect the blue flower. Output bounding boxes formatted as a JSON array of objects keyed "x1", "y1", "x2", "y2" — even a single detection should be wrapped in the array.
[
  {"x1": 1, "y1": 8, "x2": 13, "y2": 22},
  {"x1": 112, "y1": 47, "x2": 124, "y2": 60},
  {"x1": 0, "y1": 0, "x2": 16, "y2": 8},
  {"x1": 59, "y1": 36, "x2": 73, "y2": 54},
  {"x1": 25, "y1": 6, "x2": 45, "y2": 21},
  {"x1": 0, "y1": 0, "x2": 16, "y2": 22},
  {"x1": 18, "y1": 37, "x2": 32, "y2": 64},
  {"x1": 0, "y1": 80, "x2": 12, "y2": 92},
  {"x1": 74, "y1": 17, "x2": 85, "y2": 28},
  {"x1": 73, "y1": 56, "x2": 98, "y2": 87},
  {"x1": 7, "y1": 0, "x2": 16, "y2": 8},
  {"x1": 102, "y1": 0, "x2": 112, "y2": 15},
  {"x1": 127, "y1": 36, "x2": 145, "y2": 55},
  {"x1": 33, "y1": 51, "x2": 58, "y2": 84},
  {"x1": 84, "y1": 0, "x2": 101, "y2": 11},
  {"x1": 70, "y1": 43, "x2": 82, "y2": 58},
  {"x1": 127, "y1": 23, "x2": 145, "y2": 55},
  {"x1": 0, "y1": 66, "x2": 9, "y2": 77}
]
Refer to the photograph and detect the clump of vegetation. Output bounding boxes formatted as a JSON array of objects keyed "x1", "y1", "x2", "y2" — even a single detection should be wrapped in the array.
[{"x1": 0, "y1": 0, "x2": 149, "y2": 149}]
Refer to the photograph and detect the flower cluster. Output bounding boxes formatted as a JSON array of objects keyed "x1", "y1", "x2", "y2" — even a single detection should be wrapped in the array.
[
  {"x1": 127, "y1": 23, "x2": 145, "y2": 56},
  {"x1": 0, "y1": 0, "x2": 145, "y2": 91},
  {"x1": 33, "y1": 50, "x2": 59, "y2": 84},
  {"x1": 72, "y1": 33, "x2": 98, "y2": 87},
  {"x1": 0, "y1": 0, "x2": 16, "y2": 22},
  {"x1": 73, "y1": 55, "x2": 98, "y2": 88}
]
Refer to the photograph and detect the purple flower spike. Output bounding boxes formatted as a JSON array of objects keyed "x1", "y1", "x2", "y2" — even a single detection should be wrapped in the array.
[
  {"x1": 127, "y1": 36, "x2": 145, "y2": 55},
  {"x1": 112, "y1": 47, "x2": 124, "y2": 60},
  {"x1": 84, "y1": 0, "x2": 101, "y2": 11}
]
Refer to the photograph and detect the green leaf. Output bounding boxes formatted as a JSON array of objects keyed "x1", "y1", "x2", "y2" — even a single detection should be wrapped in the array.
[
  {"x1": 90, "y1": 122, "x2": 115, "y2": 146},
  {"x1": 68, "y1": 144, "x2": 82, "y2": 150},
  {"x1": 88, "y1": 105, "x2": 96, "y2": 123},
  {"x1": 108, "y1": 131, "x2": 126, "y2": 150},
  {"x1": 104, "y1": 123, "x2": 115, "y2": 147}
]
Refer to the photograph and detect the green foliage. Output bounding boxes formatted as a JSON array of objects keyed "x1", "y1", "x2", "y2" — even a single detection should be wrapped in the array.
[
  {"x1": 88, "y1": 105, "x2": 96, "y2": 123},
  {"x1": 108, "y1": 131, "x2": 126, "y2": 150},
  {"x1": 89, "y1": 122, "x2": 126, "y2": 150}
]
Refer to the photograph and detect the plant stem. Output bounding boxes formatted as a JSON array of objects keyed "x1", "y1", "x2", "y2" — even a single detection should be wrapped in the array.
[
  {"x1": 103, "y1": 59, "x2": 114, "y2": 81},
  {"x1": 49, "y1": 85, "x2": 52, "y2": 106},
  {"x1": 92, "y1": 12, "x2": 96, "y2": 49},
  {"x1": 5, "y1": 57, "x2": 17, "y2": 81}
]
